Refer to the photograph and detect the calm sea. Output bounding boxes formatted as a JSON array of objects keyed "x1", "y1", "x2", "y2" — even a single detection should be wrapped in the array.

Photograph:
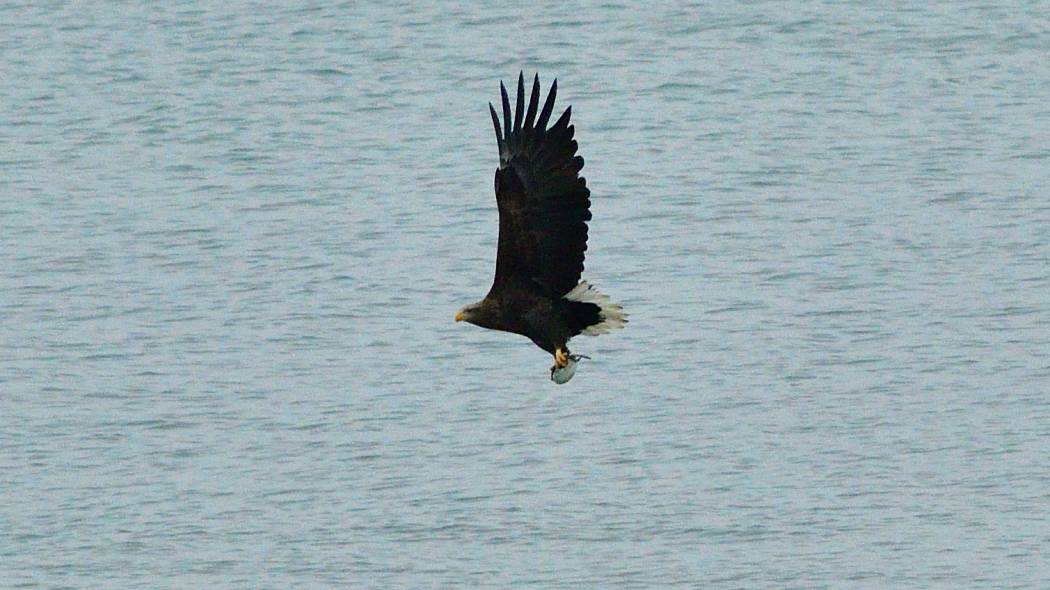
[{"x1": 3, "y1": 1, "x2": 1048, "y2": 588}]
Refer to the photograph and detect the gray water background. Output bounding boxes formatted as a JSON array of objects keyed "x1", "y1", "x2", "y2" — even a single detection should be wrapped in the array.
[{"x1": 3, "y1": 1, "x2": 1049, "y2": 588}]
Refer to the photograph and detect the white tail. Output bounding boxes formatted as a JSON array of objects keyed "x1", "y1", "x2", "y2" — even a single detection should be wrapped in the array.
[{"x1": 564, "y1": 281, "x2": 628, "y2": 335}]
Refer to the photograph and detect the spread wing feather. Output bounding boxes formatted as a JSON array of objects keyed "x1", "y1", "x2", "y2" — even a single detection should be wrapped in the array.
[{"x1": 488, "y1": 73, "x2": 591, "y2": 299}]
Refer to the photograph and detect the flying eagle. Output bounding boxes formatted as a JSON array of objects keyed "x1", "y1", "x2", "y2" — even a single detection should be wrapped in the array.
[{"x1": 455, "y1": 73, "x2": 626, "y2": 384}]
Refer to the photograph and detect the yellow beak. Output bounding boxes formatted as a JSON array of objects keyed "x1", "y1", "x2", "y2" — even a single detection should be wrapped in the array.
[{"x1": 455, "y1": 311, "x2": 465, "y2": 322}]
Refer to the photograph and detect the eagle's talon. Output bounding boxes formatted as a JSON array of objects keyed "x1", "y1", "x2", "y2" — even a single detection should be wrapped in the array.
[
  {"x1": 554, "y1": 348, "x2": 570, "y2": 368},
  {"x1": 552, "y1": 350, "x2": 589, "y2": 372}
]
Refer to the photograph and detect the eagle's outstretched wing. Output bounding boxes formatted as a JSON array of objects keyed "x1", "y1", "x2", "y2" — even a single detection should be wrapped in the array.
[{"x1": 488, "y1": 73, "x2": 592, "y2": 300}]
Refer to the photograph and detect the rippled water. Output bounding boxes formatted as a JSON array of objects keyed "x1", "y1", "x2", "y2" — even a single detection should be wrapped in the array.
[{"x1": 3, "y1": 2, "x2": 1049, "y2": 588}]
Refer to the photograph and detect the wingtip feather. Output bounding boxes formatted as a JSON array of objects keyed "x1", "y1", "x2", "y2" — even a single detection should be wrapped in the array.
[
  {"x1": 514, "y1": 72, "x2": 525, "y2": 134},
  {"x1": 536, "y1": 78, "x2": 557, "y2": 133},
  {"x1": 500, "y1": 81, "x2": 511, "y2": 141},
  {"x1": 551, "y1": 106, "x2": 572, "y2": 133},
  {"x1": 524, "y1": 73, "x2": 540, "y2": 133},
  {"x1": 489, "y1": 102, "x2": 503, "y2": 144}
]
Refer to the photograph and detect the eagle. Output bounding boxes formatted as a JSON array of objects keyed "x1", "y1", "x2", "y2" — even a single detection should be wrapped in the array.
[{"x1": 455, "y1": 73, "x2": 627, "y2": 384}]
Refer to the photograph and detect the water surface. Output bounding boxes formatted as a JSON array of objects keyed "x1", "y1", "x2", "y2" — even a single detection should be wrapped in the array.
[{"x1": 3, "y1": 1, "x2": 1049, "y2": 588}]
